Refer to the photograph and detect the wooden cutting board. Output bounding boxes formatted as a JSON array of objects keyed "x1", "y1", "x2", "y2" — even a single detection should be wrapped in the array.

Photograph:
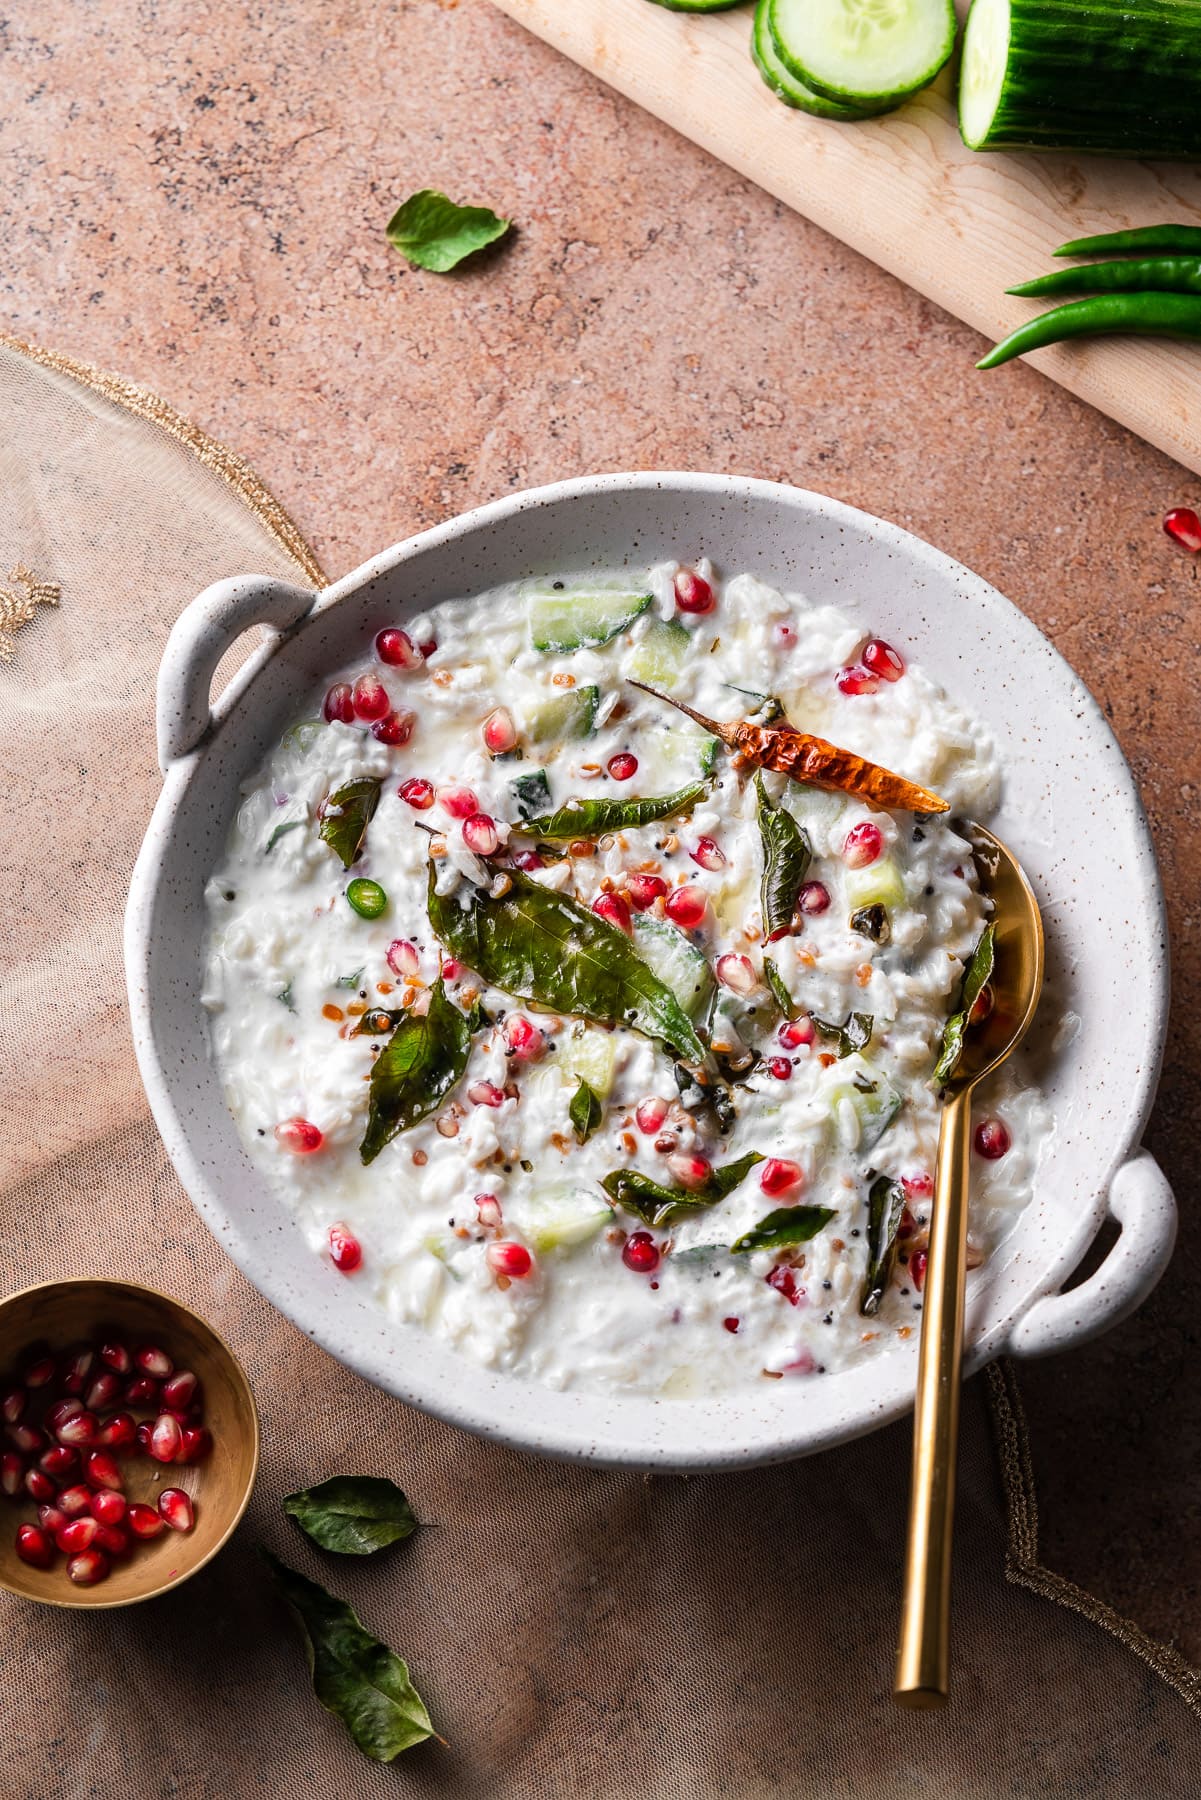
[{"x1": 491, "y1": 0, "x2": 1201, "y2": 477}]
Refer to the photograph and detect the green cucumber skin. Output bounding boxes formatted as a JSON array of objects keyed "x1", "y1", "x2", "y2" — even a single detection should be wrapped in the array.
[
  {"x1": 645, "y1": 0, "x2": 745, "y2": 11},
  {"x1": 751, "y1": 0, "x2": 872, "y2": 120},
  {"x1": 769, "y1": 0, "x2": 956, "y2": 108},
  {"x1": 962, "y1": 0, "x2": 1201, "y2": 157}
]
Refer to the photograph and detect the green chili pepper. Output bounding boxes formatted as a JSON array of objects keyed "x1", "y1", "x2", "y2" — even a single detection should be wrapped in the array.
[
  {"x1": 1008, "y1": 257, "x2": 1201, "y2": 300},
  {"x1": 977, "y1": 293, "x2": 1201, "y2": 371},
  {"x1": 346, "y1": 878, "x2": 388, "y2": 919},
  {"x1": 1056, "y1": 225, "x2": 1201, "y2": 259}
]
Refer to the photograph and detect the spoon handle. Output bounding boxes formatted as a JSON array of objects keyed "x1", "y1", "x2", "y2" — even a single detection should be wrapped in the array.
[{"x1": 894, "y1": 1085, "x2": 973, "y2": 1708}]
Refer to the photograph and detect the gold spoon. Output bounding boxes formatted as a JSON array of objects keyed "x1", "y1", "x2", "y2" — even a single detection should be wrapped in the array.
[{"x1": 893, "y1": 823, "x2": 1044, "y2": 1709}]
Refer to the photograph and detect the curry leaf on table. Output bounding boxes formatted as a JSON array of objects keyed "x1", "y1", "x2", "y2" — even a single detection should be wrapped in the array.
[
  {"x1": 283, "y1": 1475, "x2": 419, "y2": 1557},
  {"x1": 360, "y1": 976, "x2": 472, "y2": 1164},
  {"x1": 513, "y1": 780, "x2": 710, "y2": 841},
  {"x1": 755, "y1": 772, "x2": 812, "y2": 940},
  {"x1": 319, "y1": 777, "x2": 381, "y2": 870},
  {"x1": 732, "y1": 1205, "x2": 836, "y2": 1254},
  {"x1": 861, "y1": 1173, "x2": 908, "y2": 1316},
  {"x1": 426, "y1": 863, "x2": 705, "y2": 1064},
  {"x1": 600, "y1": 1152, "x2": 763, "y2": 1229},
  {"x1": 264, "y1": 1553, "x2": 433, "y2": 1762},
  {"x1": 569, "y1": 1077, "x2": 604, "y2": 1145},
  {"x1": 931, "y1": 924, "x2": 996, "y2": 1086},
  {"x1": 387, "y1": 187, "x2": 511, "y2": 273},
  {"x1": 812, "y1": 1011, "x2": 874, "y2": 1058}
]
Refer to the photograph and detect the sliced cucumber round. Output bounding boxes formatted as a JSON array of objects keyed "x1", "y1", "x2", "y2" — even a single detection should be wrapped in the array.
[
  {"x1": 769, "y1": 0, "x2": 956, "y2": 108},
  {"x1": 522, "y1": 685, "x2": 599, "y2": 744},
  {"x1": 752, "y1": 0, "x2": 872, "y2": 119}
]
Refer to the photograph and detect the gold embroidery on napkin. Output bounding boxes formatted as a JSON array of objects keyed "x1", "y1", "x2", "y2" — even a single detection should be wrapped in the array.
[{"x1": 0, "y1": 563, "x2": 61, "y2": 664}]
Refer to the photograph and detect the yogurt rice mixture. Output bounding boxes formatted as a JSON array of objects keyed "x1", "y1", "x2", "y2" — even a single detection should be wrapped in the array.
[{"x1": 202, "y1": 561, "x2": 1049, "y2": 1396}]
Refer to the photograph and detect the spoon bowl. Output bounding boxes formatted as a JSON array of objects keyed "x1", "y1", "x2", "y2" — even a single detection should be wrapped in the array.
[{"x1": 954, "y1": 825, "x2": 1046, "y2": 1088}]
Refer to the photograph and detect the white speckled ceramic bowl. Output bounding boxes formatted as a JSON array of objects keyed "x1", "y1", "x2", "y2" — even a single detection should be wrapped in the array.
[{"x1": 126, "y1": 474, "x2": 1176, "y2": 1470}]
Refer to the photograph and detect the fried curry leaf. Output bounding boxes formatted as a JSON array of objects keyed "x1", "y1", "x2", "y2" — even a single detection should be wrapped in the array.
[
  {"x1": 569, "y1": 1077, "x2": 604, "y2": 1145},
  {"x1": 600, "y1": 1152, "x2": 763, "y2": 1229},
  {"x1": 861, "y1": 1174, "x2": 908, "y2": 1316},
  {"x1": 283, "y1": 1475, "x2": 419, "y2": 1557},
  {"x1": 360, "y1": 977, "x2": 472, "y2": 1164},
  {"x1": 850, "y1": 903, "x2": 890, "y2": 944},
  {"x1": 426, "y1": 864, "x2": 704, "y2": 1063},
  {"x1": 813, "y1": 1011, "x2": 874, "y2": 1058},
  {"x1": 732, "y1": 1205, "x2": 836, "y2": 1254},
  {"x1": 932, "y1": 925, "x2": 996, "y2": 1087},
  {"x1": 319, "y1": 778, "x2": 381, "y2": 870},
  {"x1": 762, "y1": 955, "x2": 799, "y2": 1021},
  {"x1": 386, "y1": 187, "x2": 511, "y2": 273},
  {"x1": 264, "y1": 1553, "x2": 433, "y2": 1762},
  {"x1": 755, "y1": 772, "x2": 812, "y2": 940},
  {"x1": 509, "y1": 769, "x2": 552, "y2": 820},
  {"x1": 513, "y1": 780, "x2": 709, "y2": 841}
]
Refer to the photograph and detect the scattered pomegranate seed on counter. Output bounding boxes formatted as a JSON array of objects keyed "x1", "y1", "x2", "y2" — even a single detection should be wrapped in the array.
[
  {"x1": 836, "y1": 665, "x2": 880, "y2": 696},
  {"x1": 862, "y1": 638, "x2": 906, "y2": 681},
  {"x1": 329, "y1": 1223, "x2": 363, "y2": 1271},
  {"x1": 273, "y1": 1117, "x2": 324, "y2": 1154},
  {"x1": 371, "y1": 709, "x2": 415, "y2": 746},
  {"x1": 398, "y1": 777, "x2": 435, "y2": 810},
  {"x1": 842, "y1": 822, "x2": 883, "y2": 868},
  {"x1": 375, "y1": 627, "x2": 423, "y2": 667},
  {"x1": 351, "y1": 673, "x2": 391, "y2": 722},
  {"x1": 779, "y1": 1017, "x2": 815, "y2": 1049},
  {"x1": 486, "y1": 1242, "x2": 533, "y2": 1279},
  {"x1": 674, "y1": 567, "x2": 715, "y2": 614},
  {"x1": 622, "y1": 1232, "x2": 661, "y2": 1274},
  {"x1": 973, "y1": 1118, "x2": 1012, "y2": 1160},
  {"x1": 439, "y1": 784, "x2": 478, "y2": 819},
  {"x1": 1163, "y1": 506, "x2": 1201, "y2": 552},
  {"x1": 690, "y1": 837, "x2": 726, "y2": 872},
  {"x1": 760, "y1": 1158, "x2": 805, "y2": 1198},
  {"x1": 716, "y1": 953, "x2": 757, "y2": 995},
  {"x1": 482, "y1": 707, "x2": 517, "y2": 754},
  {"x1": 322, "y1": 682, "x2": 354, "y2": 724},
  {"x1": 626, "y1": 873, "x2": 667, "y2": 911},
  {"x1": 635, "y1": 1097, "x2": 669, "y2": 1135},
  {"x1": 665, "y1": 884, "x2": 707, "y2": 930},
  {"x1": 462, "y1": 813, "x2": 500, "y2": 857},
  {"x1": 607, "y1": 752, "x2": 638, "y2": 780},
  {"x1": 504, "y1": 1015, "x2": 544, "y2": 1061},
  {"x1": 592, "y1": 891, "x2": 633, "y2": 936}
]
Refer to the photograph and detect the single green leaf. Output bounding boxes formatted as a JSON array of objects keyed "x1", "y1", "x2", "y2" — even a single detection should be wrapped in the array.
[
  {"x1": 263, "y1": 1553, "x2": 433, "y2": 1761},
  {"x1": 278, "y1": 980, "x2": 296, "y2": 1013},
  {"x1": 755, "y1": 771, "x2": 812, "y2": 940},
  {"x1": 569, "y1": 1077, "x2": 604, "y2": 1145},
  {"x1": 319, "y1": 778, "x2": 381, "y2": 870},
  {"x1": 360, "y1": 976, "x2": 472, "y2": 1164},
  {"x1": 514, "y1": 780, "x2": 709, "y2": 841},
  {"x1": 932, "y1": 925, "x2": 996, "y2": 1086},
  {"x1": 283, "y1": 1475, "x2": 418, "y2": 1557},
  {"x1": 732, "y1": 1205, "x2": 836, "y2": 1254},
  {"x1": 266, "y1": 818, "x2": 306, "y2": 854},
  {"x1": 850, "y1": 903, "x2": 891, "y2": 944},
  {"x1": 335, "y1": 966, "x2": 366, "y2": 991},
  {"x1": 600, "y1": 1152, "x2": 763, "y2": 1229},
  {"x1": 426, "y1": 863, "x2": 704, "y2": 1063},
  {"x1": 762, "y1": 955, "x2": 798, "y2": 1021},
  {"x1": 509, "y1": 769, "x2": 552, "y2": 821},
  {"x1": 386, "y1": 187, "x2": 510, "y2": 273},
  {"x1": 813, "y1": 1011, "x2": 874, "y2": 1058},
  {"x1": 861, "y1": 1174, "x2": 908, "y2": 1315}
]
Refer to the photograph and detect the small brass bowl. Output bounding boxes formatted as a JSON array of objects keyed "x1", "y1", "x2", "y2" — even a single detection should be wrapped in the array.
[{"x1": 0, "y1": 1279, "x2": 259, "y2": 1608}]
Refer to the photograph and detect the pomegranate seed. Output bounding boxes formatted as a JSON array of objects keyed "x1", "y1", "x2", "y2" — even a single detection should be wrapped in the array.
[
  {"x1": 843, "y1": 822, "x2": 883, "y2": 868},
  {"x1": 760, "y1": 1158, "x2": 805, "y2": 1198},
  {"x1": 0, "y1": 1453, "x2": 24, "y2": 1497},
  {"x1": 836, "y1": 665, "x2": 881, "y2": 696},
  {"x1": 673, "y1": 567, "x2": 715, "y2": 614},
  {"x1": 635, "y1": 1097, "x2": 669, "y2": 1135},
  {"x1": 127, "y1": 1502, "x2": 165, "y2": 1540},
  {"x1": 626, "y1": 873, "x2": 667, "y2": 911},
  {"x1": 95, "y1": 1524, "x2": 129, "y2": 1557},
  {"x1": 67, "y1": 1548, "x2": 110, "y2": 1585},
  {"x1": 6, "y1": 1423, "x2": 45, "y2": 1454},
  {"x1": 1, "y1": 1387, "x2": 26, "y2": 1425},
  {"x1": 766, "y1": 1266, "x2": 801, "y2": 1305},
  {"x1": 85, "y1": 1451, "x2": 124, "y2": 1492},
  {"x1": 665, "y1": 884, "x2": 707, "y2": 930},
  {"x1": 622, "y1": 1231, "x2": 661, "y2": 1274},
  {"x1": 439, "y1": 784, "x2": 477, "y2": 819},
  {"x1": 274, "y1": 1117, "x2": 324, "y2": 1154},
  {"x1": 798, "y1": 881, "x2": 831, "y2": 916},
  {"x1": 511, "y1": 848, "x2": 542, "y2": 871},
  {"x1": 903, "y1": 1172, "x2": 934, "y2": 1200},
  {"x1": 58, "y1": 1484, "x2": 92, "y2": 1517},
  {"x1": 135, "y1": 1422, "x2": 153, "y2": 1451},
  {"x1": 351, "y1": 673, "x2": 391, "y2": 722},
  {"x1": 592, "y1": 891, "x2": 633, "y2": 936},
  {"x1": 462, "y1": 813, "x2": 500, "y2": 857},
  {"x1": 98, "y1": 1340, "x2": 132, "y2": 1375},
  {"x1": 96, "y1": 1412, "x2": 137, "y2": 1449},
  {"x1": 22, "y1": 1353, "x2": 55, "y2": 1389},
  {"x1": 476, "y1": 1193, "x2": 502, "y2": 1228},
  {"x1": 16, "y1": 1524, "x2": 55, "y2": 1569},
  {"x1": 40, "y1": 1445, "x2": 80, "y2": 1479},
  {"x1": 375, "y1": 627, "x2": 423, "y2": 667},
  {"x1": 862, "y1": 638, "x2": 905, "y2": 682},
  {"x1": 666, "y1": 1153, "x2": 711, "y2": 1191},
  {"x1": 38, "y1": 1503, "x2": 68, "y2": 1537},
  {"x1": 486, "y1": 1241, "x2": 533, "y2": 1279},
  {"x1": 159, "y1": 1488, "x2": 195, "y2": 1533},
  {"x1": 974, "y1": 1118, "x2": 1012, "y2": 1159},
  {"x1": 467, "y1": 1080, "x2": 505, "y2": 1108},
  {"x1": 772, "y1": 621, "x2": 796, "y2": 648},
  {"x1": 24, "y1": 1468, "x2": 55, "y2": 1502},
  {"x1": 716, "y1": 953, "x2": 756, "y2": 995},
  {"x1": 440, "y1": 958, "x2": 462, "y2": 982},
  {"x1": 1164, "y1": 506, "x2": 1201, "y2": 552},
  {"x1": 135, "y1": 1344, "x2": 174, "y2": 1379},
  {"x1": 483, "y1": 707, "x2": 517, "y2": 754},
  {"x1": 969, "y1": 983, "x2": 995, "y2": 1025},
  {"x1": 85, "y1": 1372, "x2": 120, "y2": 1413},
  {"x1": 371, "y1": 709, "x2": 415, "y2": 746},
  {"x1": 504, "y1": 1015, "x2": 544, "y2": 1061},
  {"x1": 607, "y1": 752, "x2": 638, "y2": 781},
  {"x1": 149, "y1": 1414, "x2": 182, "y2": 1464},
  {"x1": 57, "y1": 1410, "x2": 98, "y2": 1448},
  {"x1": 386, "y1": 939, "x2": 421, "y2": 979},
  {"x1": 690, "y1": 836, "x2": 726, "y2": 872},
  {"x1": 779, "y1": 1017, "x2": 815, "y2": 1049},
  {"x1": 329, "y1": 1223, "x2": 362, "y2": 1272},
  {"x1": 419, "y1": 637, "x2": 437, "y2": 658},
  {"x1": 90, "y1": 1489, "x2": 127, "y2": 1526},
  {"x1": 909, "y1": 1250, "x2": 929, "y2": 1291},
  {"x1": 124, "y1": 1375, "x2": 159, "y2": 1407},
  {"x1": 322, "y1": 681, "x2": 355, "y2": 724},
  {"x1": 722, "y1": 1317, "x2": 740, "y2": 1334},
  {"x1": 768, "y1": 1057, "x2": 793, "y2": 1081},
  {"x1": 61, "y1": 1346, "x2": 96, "y2": 1394},
  {"x1": 161, "y1": 1370, "x2": 199, "y2": 1412},
  {"x1": 45, "y1": 1397, "x2": 84, "y2": 1432},
  {"x1": 398, "y1": 776, "x2": 435, "y2": 810},
  {"x1": 176, "y1": 1423, "x2": 212, "y2": 1465}
]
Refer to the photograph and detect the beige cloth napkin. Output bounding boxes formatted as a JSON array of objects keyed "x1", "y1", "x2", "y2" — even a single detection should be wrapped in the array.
[{"x1": 1, "y1": 333, "x2": 1197, "y2": 1798}]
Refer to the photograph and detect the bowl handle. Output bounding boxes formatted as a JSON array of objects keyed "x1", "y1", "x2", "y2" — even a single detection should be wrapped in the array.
[
  {"x1": 157, "y1": 574, "x2": 316, "y2": 771},
  {"x1": 1006, "y1": 1149, "x2": 1176, "y2": 1359}
]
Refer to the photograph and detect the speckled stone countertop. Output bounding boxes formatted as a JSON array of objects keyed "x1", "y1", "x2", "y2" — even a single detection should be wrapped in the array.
[{"x1": 3, "y1": 0, "x2": 1199, "y2": 1731}]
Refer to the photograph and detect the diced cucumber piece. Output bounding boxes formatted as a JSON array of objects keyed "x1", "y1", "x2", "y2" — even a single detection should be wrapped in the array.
[
  {"x1": 510, "y1": 769, "x2": 552, "y2": 819},
  {"x1": 826, "y1": 1053, "x2": 902, "y2": 1152},
  {"x1": 508, "y1": 1187, "x2": 611, "y2": 1256},
  {"x1": 527, "y1": 584, "x2": 653, "y2": 653},
  {"x1": 632, "y1": 914, "x2": 716, "y2": 1028},
  {"x1": 752, "y1": 0, "x2": 879, "y2": 119},
  {"x1": 556, "y1": 1025, "x2": 619, "y2": 1099},
  {"x1": 660, "y1": 728, "x2": 720, "y2": 785},
  {"x1": 422, "y1": 1236, "x2": 463, "y2": 1281},
  {"x1": 626, "y1": 617, "x2": 691, "y2": 687},
  {"x1": 770, "y1": 0, "x2": 955, "y2": 108},
  {"x1": 522, "y1": 686, "x2": 599, "y2": 744},
  {"x1": 846, "y1": 856, "x2": 907, "y2": 912}
]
